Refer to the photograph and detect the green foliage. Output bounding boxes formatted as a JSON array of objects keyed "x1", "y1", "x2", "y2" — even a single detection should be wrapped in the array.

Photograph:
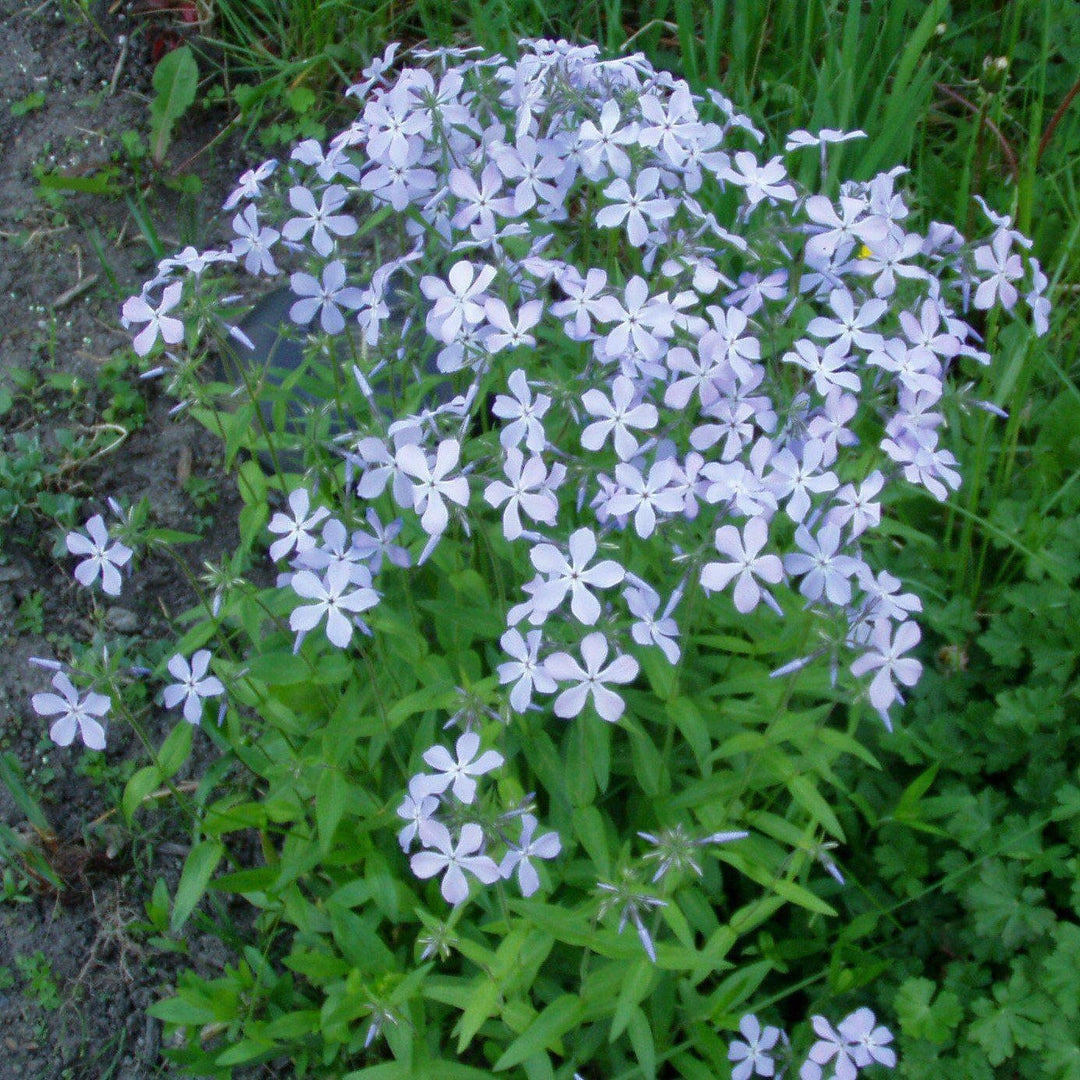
[
  {"x1": 15, "y1": 951, "x2": 62, "y2": 1011},
  {"x1": 826, "y1": 296, "x2": 1080, "y2": 1074},
  {"x1": 18, "y1": 1, "x2": 1077, "y2": 1075},
  {"x1": 10, "y1": 91, "x2": 46, "y2": 117},
  {"x1": 149, "y1": 46, "x2": 199, "y2": 165},
  {"x1": 0, "y1": 353, "x2": 149, "y2": 557}
]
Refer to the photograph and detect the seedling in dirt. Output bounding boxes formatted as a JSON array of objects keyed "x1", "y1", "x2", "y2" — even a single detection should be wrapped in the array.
[
  {"x1": 15, "y1": 952, "x2": 62, "y2": 1011},
  {"x1": 0, "y1": 868, "x2": 32, "y2": 905},
  {"x1": 129, "y1": 877, "x2": 188, "y2": 955},
  {"x1": 98, "y1": 352, "x2": 150, "y2": 430},
  {"x1": 15, "y1": 591, "x2": 46, "y2": 637},
  {"x1": 183, "y1": 475, "x2": 219, "y2": 512},
  {"x1": 10, "y1": 91, "x2": 46, "y2": 118},
  {"x1": 149, "y1": 46, "x2": 199, "y2": 166},
  {"x1": 0, "y1": 354, "x2": 149, "y2": 556}
]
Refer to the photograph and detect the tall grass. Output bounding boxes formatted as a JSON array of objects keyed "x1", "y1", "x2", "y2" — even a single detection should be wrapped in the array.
[{"x1": 201, "y1": 0, "x2": 1079, "y2": 243}]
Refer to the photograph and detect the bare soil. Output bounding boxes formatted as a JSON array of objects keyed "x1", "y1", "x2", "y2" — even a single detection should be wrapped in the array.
[{"x1": 0, "y1": 2, "x2": 256, "y2": 1075}]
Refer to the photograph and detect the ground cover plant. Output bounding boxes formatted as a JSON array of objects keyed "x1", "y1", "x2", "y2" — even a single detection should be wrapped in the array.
[
  {"x1": 2, "y1": 1, "x2": 1077, "y2": 1076},
  {"x1": 17, "y1": 30, "x2": 1059, "y2": 1077}
]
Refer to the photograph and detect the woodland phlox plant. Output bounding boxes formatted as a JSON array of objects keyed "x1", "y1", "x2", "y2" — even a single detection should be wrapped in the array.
[{"x1": 102, "y1": 37, "x2": 1051, "y2": 1073}]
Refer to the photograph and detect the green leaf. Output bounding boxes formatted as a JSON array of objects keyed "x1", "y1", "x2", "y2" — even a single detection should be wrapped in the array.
[
  {"x1": 629, "y1": 724, "x2": 662, "y2": 796},
  {"x1": 345, "y1": 1063, "x2": 494, "y2": 1080},
  {"x1": 610, "y1": 959, "x2": 655, "y2": 1041},
  {"x1": 122, "y1": 764, "x2": 163, "y2": 823},
  {"x1": 245, "y1": 651, "x2": 312, "y2": 686},
  {"x1": 385, "y1": 681, "x2": 458, "y2": 728},
  {"x1": 0, "y1": 752, "x2": 50, "y2": 831},
  {"x1": 895, "y1": 977, "x2": 963, "y2": 1044},
  {"x1": 316, "y1": 769, "x2": 348, "y2": 854},
  {"x1": 171, "y1": 839, "x2": 225, "y2": 933},
  {"x1": 455, "y1": 977, "x2": 501, "y2": 1053},
  {"x1": 35, "y1": 168, "x2": 122, "y2": 196},
  {"x1": 149, "y1": 46, "x2": 199, "y2": 164},
  {"x1": 494, "y1": 994, "x2": 585, "y2": 1071},
  {"x1": 572, "y1": 806, "x2": 610, "y2": 876},
  {"x1": 565, "y1": 721, "x2": 595, "y2": 807},
  {"x1": 892, "y1": 763, "x2": 940, "y2": 820},
  {"x1": 260, "y1": 1010, "x2": 320, "y2": 1039},
  {"x1": 969, "y1": 971, "x2": 1050, "y2": 1065},
  {"x1": 585, "y1": 716, "x2": 611, "y2": 792},
  {"x1": 626, "y1": 1005, "x2": 656, "y2": 1078},
  {"x1": 787, "y1": 774, "x2": 845, "y2": 841},
  {"x1": 158, "y1": 721, "x2": 193, "y2": 778},
  {"x1": 707, "y1": 959, "x2": 773, "y2": 1020},
  {"x1": 666, "y1": 697, "x2": 711, "y2": 770},
  {"x1": 964, "y1": 861, "x2": 1055, "y2": 949},
  {"x1": 284, "y1": 949, "x2": 350, "y2": 982},
  {"x1": 209, "y1": 866, "x2": 277, "y2": 894},
  {"x1": 286, "y1": 85, "x2": 317, "y2": 114},
  {"x1": 148, "y1": 994, "x2": 217, "y2": 1026},
  {"x1": 768, "y1": 876, "x2": 837, "y2": 917},
  {"x1": 1043, "y1": 921, "x2": 1080, "y2": 1017},
  {"x1": 638, "y1": 647, "x2": 675, "y2": 700},
  {"x1": 215, "y1": 1039, "x2": 276, "y2": 1066}
]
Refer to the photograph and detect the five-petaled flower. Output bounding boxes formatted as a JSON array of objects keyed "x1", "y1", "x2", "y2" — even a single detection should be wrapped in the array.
[
  {"x1": 396, "y1": 438, "x2": 471, "y2": 537},
  {"x1": 163, "y1": 650, "x2": 225, "y2": 725},
  {"x1": 289, "y1": 260, "x2": 364, "y2": 334},
  {"x1": 32, "y1": 672, "x2": 110, "y2": 750},
  {"x1": 420, "y1": 261, "x2": 497, "y2": 343},
  {"x1": 498, "y1": 628, "x2": 557, "y2": 713},
  {"x1": 492, "y1": 369, "x2": 551, "y2": 452},
  {"x1": 66, "y1": 515, "x2": 132, "y2": 597},
  {"x1": 281, "y1": 184, "x2": 358, "y2": 256},
  {"x1": 544, "y1": 631, "x2": 639, "y2": 723},
  {"x1": 849, "y1": 620, "x2": 922, "y2": 727},
  {"x1": 268, "y1": 489, "x2": 331, "y2": 562},
  {"x1": 728, "y1": 1014, "x2": 783, "y2": 1080},
  {"x1": 802, "y1": 1007, "x2": 898, "y2": 1080},
  {"x1": 484, "y1": 448, "x2": 559, "y2": 541},
  {"x1": 530, "y1": 527, "x2": 625, "y2": 625},
  {"x1": 415, "y1": 731, "x2": 504, "y2": 805},
  {"x1": 410, "y1": 822, "x2": 501, "y2": 905},
  {"x1": 580, "y1": 374, "x2": 659, "y2": 461},
  {"x1": 289, "y1": 562, "x2": 380, "y2": 648},
  {"x1": 700, "y1": 517, "x2": 783, "y2": 614},
  {"x1": 396, "y1": 777, "x2": 443, "y2": 852},
  {"x1": 122, "y1": 282, "x2": 185, "y2": 356},
  {"x1": 500, "y1": 814, "x2": 561, "y2": 897}
]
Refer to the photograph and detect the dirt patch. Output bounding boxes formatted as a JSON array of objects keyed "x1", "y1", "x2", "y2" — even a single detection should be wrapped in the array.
[{"x1": 0, "y1": 2, "x2": 257, "y2": 1075}]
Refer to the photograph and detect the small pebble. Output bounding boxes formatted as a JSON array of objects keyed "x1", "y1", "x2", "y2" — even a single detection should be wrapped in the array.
[{"x1": 105, "y1": 607, "x2": 139, "y2": 633}]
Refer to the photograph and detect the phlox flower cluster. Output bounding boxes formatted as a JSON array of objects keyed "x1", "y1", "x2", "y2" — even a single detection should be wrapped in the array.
[
  {"x1": 728, "y1": 1008, "x2": 896, "y2": 1079},
  {"x1": 267, "y1": 492, "x2": 407, "y2": 650},
  {"x1": 398, "y1": 730, "x2": 560, "y2": 905},
  {"x1": 121, "y1": 39, "x2": 1047, "y2": 917}
]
